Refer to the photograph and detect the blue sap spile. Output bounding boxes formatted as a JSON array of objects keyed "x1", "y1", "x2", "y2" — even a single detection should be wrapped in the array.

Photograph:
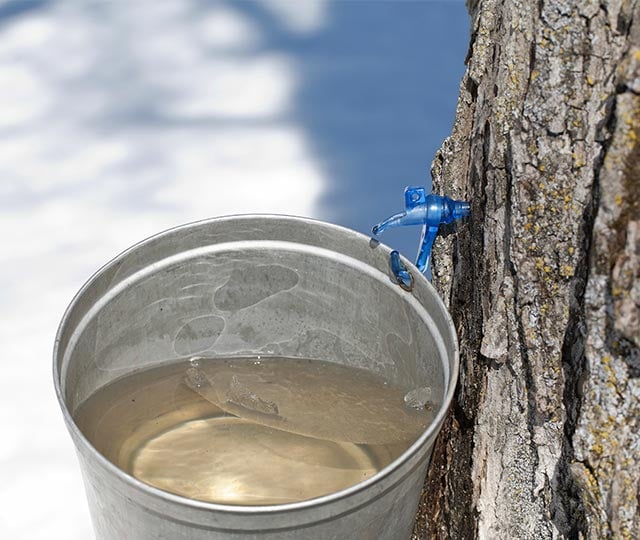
[{"x1": 372, "y1": 186, "x2": 469, "y2": 280}]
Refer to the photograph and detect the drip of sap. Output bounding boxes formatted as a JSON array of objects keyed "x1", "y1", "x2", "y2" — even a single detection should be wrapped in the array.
[{"x1": 74, "y1": 356, "x2": 437, "y2": 506}]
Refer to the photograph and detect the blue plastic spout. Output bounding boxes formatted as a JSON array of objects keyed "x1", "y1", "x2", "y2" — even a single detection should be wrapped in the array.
[{"x1": 372, "y1": 186, "x2": 470, "y2": 278}]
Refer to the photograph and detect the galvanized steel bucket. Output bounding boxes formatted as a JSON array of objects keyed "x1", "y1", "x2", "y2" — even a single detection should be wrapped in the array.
[{"x1": 53, "y1": 215, "x2": 459, "y2": 540}]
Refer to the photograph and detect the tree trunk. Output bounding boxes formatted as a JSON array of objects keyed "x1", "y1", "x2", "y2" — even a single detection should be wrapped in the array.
[{"x1": 413, "y1": 1, "x2": 640, "y2": 538}]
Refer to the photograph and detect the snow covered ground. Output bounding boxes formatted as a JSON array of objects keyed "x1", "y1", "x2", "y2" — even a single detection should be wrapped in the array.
[{"x1": 0, "y1": 1, "x2": 467, "y2": 538}]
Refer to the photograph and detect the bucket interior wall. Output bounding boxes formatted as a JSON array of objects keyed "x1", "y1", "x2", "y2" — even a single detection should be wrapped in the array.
[{"x1": 56, "y1": 217, "x2": 449, "y2": 426}]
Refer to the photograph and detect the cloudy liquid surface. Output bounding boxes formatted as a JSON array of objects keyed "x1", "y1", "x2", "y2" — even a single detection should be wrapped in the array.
[{"x1": 74, "y1": 356, "x2": 436, "y2": 505}]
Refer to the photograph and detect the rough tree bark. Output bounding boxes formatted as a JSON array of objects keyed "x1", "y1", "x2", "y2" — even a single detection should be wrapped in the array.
[{"x1": 413, "y1": 1, "x2": 640, "y2": 539}]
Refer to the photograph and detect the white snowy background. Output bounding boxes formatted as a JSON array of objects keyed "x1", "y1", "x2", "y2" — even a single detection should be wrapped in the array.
[{"x1": 0, "y1": 1, "x2": 467, "y2": 538}]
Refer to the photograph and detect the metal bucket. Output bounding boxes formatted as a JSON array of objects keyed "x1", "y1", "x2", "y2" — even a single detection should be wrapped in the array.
[{"x1": 53, "y1": 215, "x2": 459, "y2": 540}]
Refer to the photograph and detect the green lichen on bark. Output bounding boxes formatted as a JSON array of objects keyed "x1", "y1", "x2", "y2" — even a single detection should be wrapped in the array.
[
  {"x1": 413, "y1": 1, "x2": 640, "y2": 539},
  {"x1": 571, "y1": 42, "x2": 640, "y2": 540}
]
